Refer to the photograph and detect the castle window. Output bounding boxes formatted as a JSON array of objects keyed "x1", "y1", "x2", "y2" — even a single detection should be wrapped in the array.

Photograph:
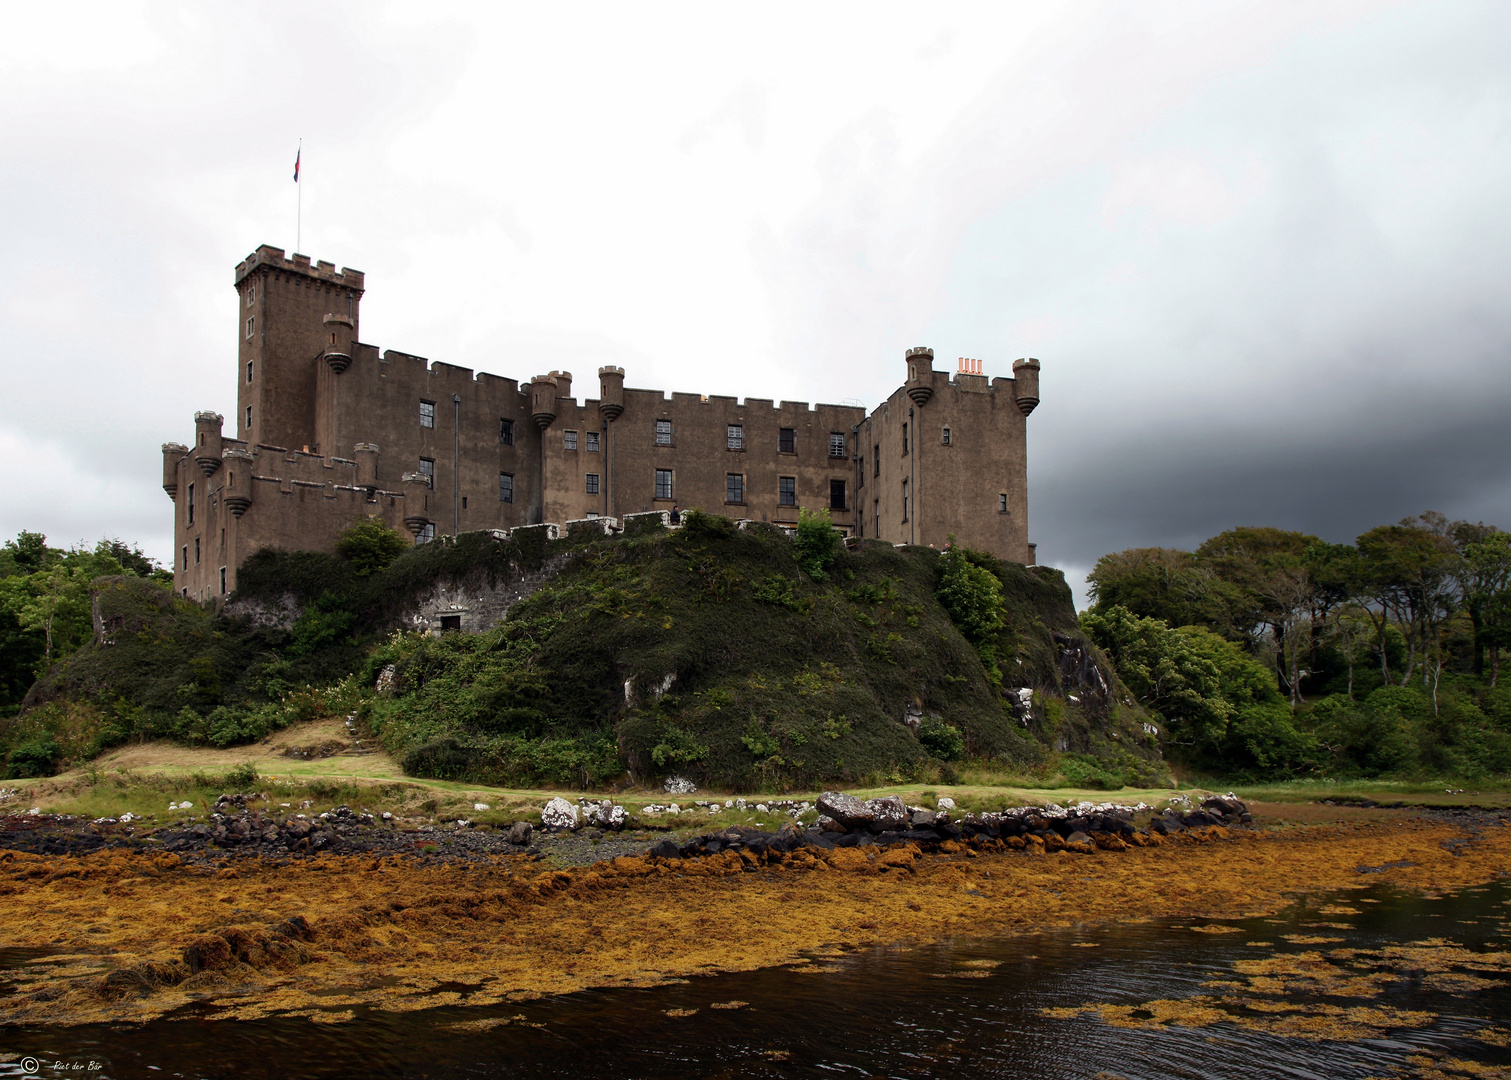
[
  {"x1": 902, "y1": 423, "x2": 909, "y2": 455},
  {"x1": 779, "y1": 428, "x2": 795, "y2": 454},
  {"x1": 246, "y1": 283, "x2": 255, "y2": 307},
  {"x1": 182, "y1": 545, "x2": 188, "y2": 570},
  {"x1": 998, "y1": 493, "x2": 1008, "y2": 513},
  {"x1": 655, "y1": 420, "x2": 672, "y2": 446},
  {"x1": 220, "y1": 567, "x2": 227, "y2": 595},
  {"x1": 245, "y1": 317, "x2": 254, "y2": 340},
  {"x1": 655, "y1": 468, "x2": 674, "y2": 499},
  {"x1": 440, "y1": 615, "x2": 461, "y2": 632},
  {"x1": 499, "y1": 418, "x2": 515, "y2": 445},
  {"x1": 419, "y1": 401, "x2": 436, "y2": 429},
  {"x1": 778, "y1": 476, "x2": 796, "y2": 507},
  {"x1": 417, "y1": 523, "x2": 436, "y2": 543},
  {"x1": 829, "y1": 479, "x2": 847, "y2": 511},
  {"x1": 187, "y1": 483, "x2": 195, "y2": 525},
  {"x1": 461, "y1": 497, "x2": 468, "y2": 510},
  {"x1": 194, "y1": 537, "x2": 200, "y2": 565},
  {"x1": 726, "y1": 473, "x2": 745, "y2": 504},
  {"x1": 419, "y1": 458, "x2": 435, "y2": 488},
  {"x1": 829, "y1": 432, "x2": 847, "y2": 458},
  {"x1": 585, "y1": 473, "x2": 600, "y2": 495},
  {"x1": 727, "y1": 424, "x2": 743, "y2": 451},
  {"x1": 858, "y1": 457, "x2": 864, "y2": 487},
  {"x1": 246, "y1": 406, "x2": 252, "y2": 431},
  {"x1": 246, "y1": 360, "x2": 253, "y2": 384},
  {"x1": 586, "y1": 431, "x2": 599, "y2": 452},
  {"x1": 874, "y1": 499, "x2": 880, "y2": 537},
  {"x1": 564, "y1": 430, "x2": 578, "y2": 451},
  {"x1": 874, "y1": 444, "x2": 880, "y2": 476},
  {"x1": 499, "y1": 472, "x2": 514, "y2": 503},
  {"x1": 941, "y1": 426, "x2": 951, "y2": 445},
  {"x1": 901, "y1": 479, "x2": 909, "y2": 521}
]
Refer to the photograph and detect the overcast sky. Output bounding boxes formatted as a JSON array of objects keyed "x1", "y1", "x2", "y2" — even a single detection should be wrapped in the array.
[{"x1": 2, "y1": 1, "x2": 1508, "y2": 606}]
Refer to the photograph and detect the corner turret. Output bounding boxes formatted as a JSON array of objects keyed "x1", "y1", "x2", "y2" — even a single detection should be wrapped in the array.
[
  {"x1": 222, "y1": 447, "x2": 253, "y2": 517},
  {"x1": 401, "y1": 472, "x2": 432, "y2": 537},
  {"x1": 1012, "y1": 358, "x2": 1040, "y2": 416},
  {"x1": 162, "y1": 443, "x2": 188, "y2": 497},
  {"x1": 905, "y1": 347, "x2": 935, "y2": 406},
  {"x1": 598, "y1": 366, "x2": 625, "y2": 420},
  {"x1": 193, "y1": 412, "x2": 224, "y2": 475},
  {"x1": 530, "y1": 375, "x2": 559, "y2": 429},
  {"x1": 322, "y1": 313, "x2": 354, "y2": 374}
]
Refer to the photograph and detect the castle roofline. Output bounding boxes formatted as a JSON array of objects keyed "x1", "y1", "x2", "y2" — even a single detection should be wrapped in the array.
[{"x1": 235, "y1": 244, "x2": 365, "y2": 291}]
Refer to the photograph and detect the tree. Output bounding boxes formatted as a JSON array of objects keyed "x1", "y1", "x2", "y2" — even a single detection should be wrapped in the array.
[
  {"x1": 936, "y1": 543, "x2": 1005, "y2": 676},
  {"x1": 1086, "y1": 547, "x2": 1246, "y2": 637},
  {"x1": 335, "y1": 518, "x2": 410, "y2": 577},
  {"x1": 1452, "y1": 527, "x2": 1511, "y2": 675},
  {"x1": 1356, "y1": 516, "x2": 1458, "y2": 688}
]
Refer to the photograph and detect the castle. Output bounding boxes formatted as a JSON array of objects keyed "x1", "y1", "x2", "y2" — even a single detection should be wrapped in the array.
[{"x1": 165, "y1": 245, "x2": 1042, "y2": 602}]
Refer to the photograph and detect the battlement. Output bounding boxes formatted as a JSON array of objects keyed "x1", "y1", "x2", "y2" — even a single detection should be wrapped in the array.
[{"x1": 234, "y1": 245, "x2": 365, "y2": 291}]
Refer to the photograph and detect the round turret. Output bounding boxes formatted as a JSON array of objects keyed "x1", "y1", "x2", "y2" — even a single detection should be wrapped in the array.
[
  {"x1": 1012, "y1": 357, "x2": 1041, "y2": 416},
  {"x1": 193, "y1": 412, "x2": 224, "y2": 476},
  {"x1": 322, "y1": 313, "x2": 354, "y2": 374},
  {"x1": 162, "y1": 443, "x2": 188, "y2": 498},
  {"x1": 222, "y1": 447, "x2": 254, "y2": 517},
  {"x1": 905, "y1": 346, "x2": 935, "y2": 407},
  {"x1": 530, "y1": 375, "x2": 559, "y2": 429},
  {"x1": 549, "y1": 370, "x2": 573, "y2": 402},
  {"x1": 354, "y1": 442, "x2": 380, "y2": 490},
  {"x1": 400, "y1": 472, "x2": 432, "y2": 537},
  {"x1": 598, "y1": 366, "x2": 625, "y2": 420}
]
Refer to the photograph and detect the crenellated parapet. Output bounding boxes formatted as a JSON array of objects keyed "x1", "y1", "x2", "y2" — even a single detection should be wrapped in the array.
[{"x1": 234, "y1": 245, "x2": 365, "y2": 293}]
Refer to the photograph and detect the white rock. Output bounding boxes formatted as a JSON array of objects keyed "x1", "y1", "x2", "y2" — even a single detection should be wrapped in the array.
[
  {"x1": 381, "y1": 811, "x2": 393, "y2": 821},
  {"x1": 541, "y1": 797, "x2": 580, "y2": 830},
  {"x1": 664, "y1": 776, "x2": 698, "y2": 795},
  {"x1": 937, "y1": 797, "x2": 956, "y2": 811},
  {"x1": 668, "y1": 803, "x2": 680, "y2": 814},
  {"x1": 755, "y1": 803, "x2": 769, "y2": 813},
  {"x1": 473, "y1": 803, "x2": 491, "y2": 811}
]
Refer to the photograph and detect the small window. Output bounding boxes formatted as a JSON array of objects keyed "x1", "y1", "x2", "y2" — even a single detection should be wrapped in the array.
[
  {"x1": 246, "y1": 405, "x2": 252, "y2": 431},
  {"x1": 245, "y1": 317, "x2": 254, "y2": 340},
  {"x1": 941, "y1": 426, "x2": 951, "y2": 445},
  {"x1": 419, "y1": 458, "x2": 435, "y2": 488},
  {"x1": 194, "y1": 537, "x2": 201, "y2": 565},
  {"x1": 586, "y1": 431, "x2": 599, "y2": 452},
  {"x1": 727, "y1": 424, "x2": 744, "y2": 451},
  {"x1": 858, "y1": 458, "x2": 864, "y2": 487},
  {"x1": 461, "y1": 496, "x2": 468, "y2": 510},
  {"x1": 586, "y1": 511, "x2": 600, "y2": 518},
  {"x1": 246, "y1": 360, "x2": 254, "y2": 383},
  {"x1": 902, "y1": 423, "x2": 909, "y2": 455},
  {"x1": 419, "y1": 400, "x2": 436, "y2": 428},
  {"x1": 246, "y1": 283, "x2": 255, "y2": 307},
  {"x1": 499, "y1": 417, "x2": 515, "y2": 445},
  {"x1": 778, "y1": 428, "x2": 796, "y2": 454},
  {"x1": 873, "y1": 444, "x2": 880, "y2": 477},
  {"x1": 655, "y1": 468, "x2": 674, "y2": 499},
  {"x1": 564, "y1": 430, "x2": 578, "y2": 451},
  {"x1": 187, "y1": 483, "x2": 195, "y2": 525},
  {"x1": 998, "y1": 493, "x2": 1009, "y2": 513},
  {"x1": 220, "y1": 567, "x2": 227, "y2": 595},
  {"x1": 499, "y1": 472, "x2": 514, "y2": 503},
  {"x1": 417, "y1": 523, "x2": 436, "y2": 544},
  {"x1": 829, "y1": 432, "x2": 847, "y2": 458},
  {"x1": 586, "y1": 473, "x2": 600, "y2": 495},
  {"x1": 874, "y1": 499, "x2": 880, "y2": 537},
  {"x1": 830, "y1": 479, "x2": 846, "y2": 511},
  {"x1": 901, "y1": 479, "x2": 909, "y2": 521},
  {"x1": 726, "y1": 473, "x2": 745, "y2": 504},
  {"x1": 440, "y1": 615, "x2": 461, "y2": 632},
  {"x1": 182, "y1": 545, "x2": 188, "y2": 570},
  {"x1": 655, "y1": 419, "x2": 672, "y2": 446},
  {"x1": 778, "y1": 476, "x2": 796, "y2": 507}
]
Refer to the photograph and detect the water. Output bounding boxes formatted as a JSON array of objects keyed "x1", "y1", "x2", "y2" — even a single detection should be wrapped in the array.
[{"x1": 3, "y1": 882, "x2": 1509, "y2": 1080}]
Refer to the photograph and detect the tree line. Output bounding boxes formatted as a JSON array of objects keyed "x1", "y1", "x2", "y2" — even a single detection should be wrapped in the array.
[{"x1": 1081, "y1": 514, "x2": 1511, "y2": 780}]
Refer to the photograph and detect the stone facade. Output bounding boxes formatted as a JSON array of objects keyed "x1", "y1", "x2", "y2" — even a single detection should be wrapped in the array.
[{"x1": 166, "y1": 245, "x2": 1041, "y2": 602}]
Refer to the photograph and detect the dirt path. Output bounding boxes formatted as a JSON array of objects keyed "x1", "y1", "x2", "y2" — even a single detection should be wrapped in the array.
[{"x1": 1, "y1": 814, "x2": 1507, "y2": 1028}]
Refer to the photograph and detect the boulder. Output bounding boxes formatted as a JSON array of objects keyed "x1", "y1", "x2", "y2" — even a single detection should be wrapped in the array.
[
  {"x1": 936, "y1": 797, "x2": 956, "y2": 811},
  {"x1": 817, "y1": 792, "x2": 874, "y2": 831},
  {"x1": 541, "y1": 797, "x2": 579, "y2": 830},
  {"x1": 664, "y1": 776, "x2": 698, "y2": 795},
  {"x1": 506, "y1": 821, "x2": 534, "y2": 845},
  {"x1": 910, "y1": 809, "x2": 940, "y2": 829},
  {"x1": 865, "y1": 796, "x2": 911, "y2": 833},
  {"x1": 648, "y1": 839, "x2": 681, "y2": 860}
]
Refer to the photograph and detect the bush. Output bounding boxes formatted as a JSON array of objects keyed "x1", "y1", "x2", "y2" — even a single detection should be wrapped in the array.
[
  {"x1": 336, "y1": 519, "x2": 411, "y2": 576},
  {"x1": 917, "y1": 718, "x2": 965, "y2": 761},
  {"x1": 5, "y1": 734, "x2": 59, "y2": 778},
  {"x1": 794, "y1": 508, "x2": 840, "y2": 582},
  {"x1": 403, "y1": 737, "x2": 472, "y2": 780}
]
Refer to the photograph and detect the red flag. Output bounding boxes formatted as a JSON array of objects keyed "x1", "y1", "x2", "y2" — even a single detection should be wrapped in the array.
[{"x1": 293, "y1": 147, "x2": 300, "y2": 183}]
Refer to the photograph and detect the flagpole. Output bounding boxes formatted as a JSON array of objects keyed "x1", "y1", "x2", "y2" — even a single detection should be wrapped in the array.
[{"x1": 296, "y1": 138, "x2": 302, "y2": 253}]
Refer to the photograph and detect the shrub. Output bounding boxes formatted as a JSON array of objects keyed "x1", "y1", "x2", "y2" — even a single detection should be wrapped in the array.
[
  {"x1": 794, "y1": 508, "x2": 840, "y2": 582},
  {"x1": 336, "y1": 519, "x2": 411, "y2": 576},
  {"x1": 917, "y1": 718, "x2": 965, "y2": 761},
  {"x1": 5, "y1": 734, "x2": 59, "y2": 778}
]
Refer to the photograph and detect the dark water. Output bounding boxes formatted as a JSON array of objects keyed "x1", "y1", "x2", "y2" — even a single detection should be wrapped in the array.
[{"x1": 3, "y1": 881, "x2": 1510, "y2": 1080}]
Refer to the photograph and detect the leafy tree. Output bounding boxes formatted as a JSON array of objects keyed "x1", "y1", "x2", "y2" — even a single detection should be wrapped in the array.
[
  {"x1": 794, "y1": 507, "x2": 840, "y2": 582},
  {"x1": 936, "y1": 542, "x2": 1005, "y2": 676},
  {"x1": 1086, "y1": 547, "x2": 1247, "y2": 638},
  {"x1": 1453, "y1": 528, "x2": 1511, "y2": 675},
  {"x1": 1356, "y1": 516, "x2": 1458, "y2": 688},
  {"x1": 917, "y1": 717, "x2": 965, "y2": 761},
  {"x1": 335, "y1": 518, "x2": 411, "y2": 576}
]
